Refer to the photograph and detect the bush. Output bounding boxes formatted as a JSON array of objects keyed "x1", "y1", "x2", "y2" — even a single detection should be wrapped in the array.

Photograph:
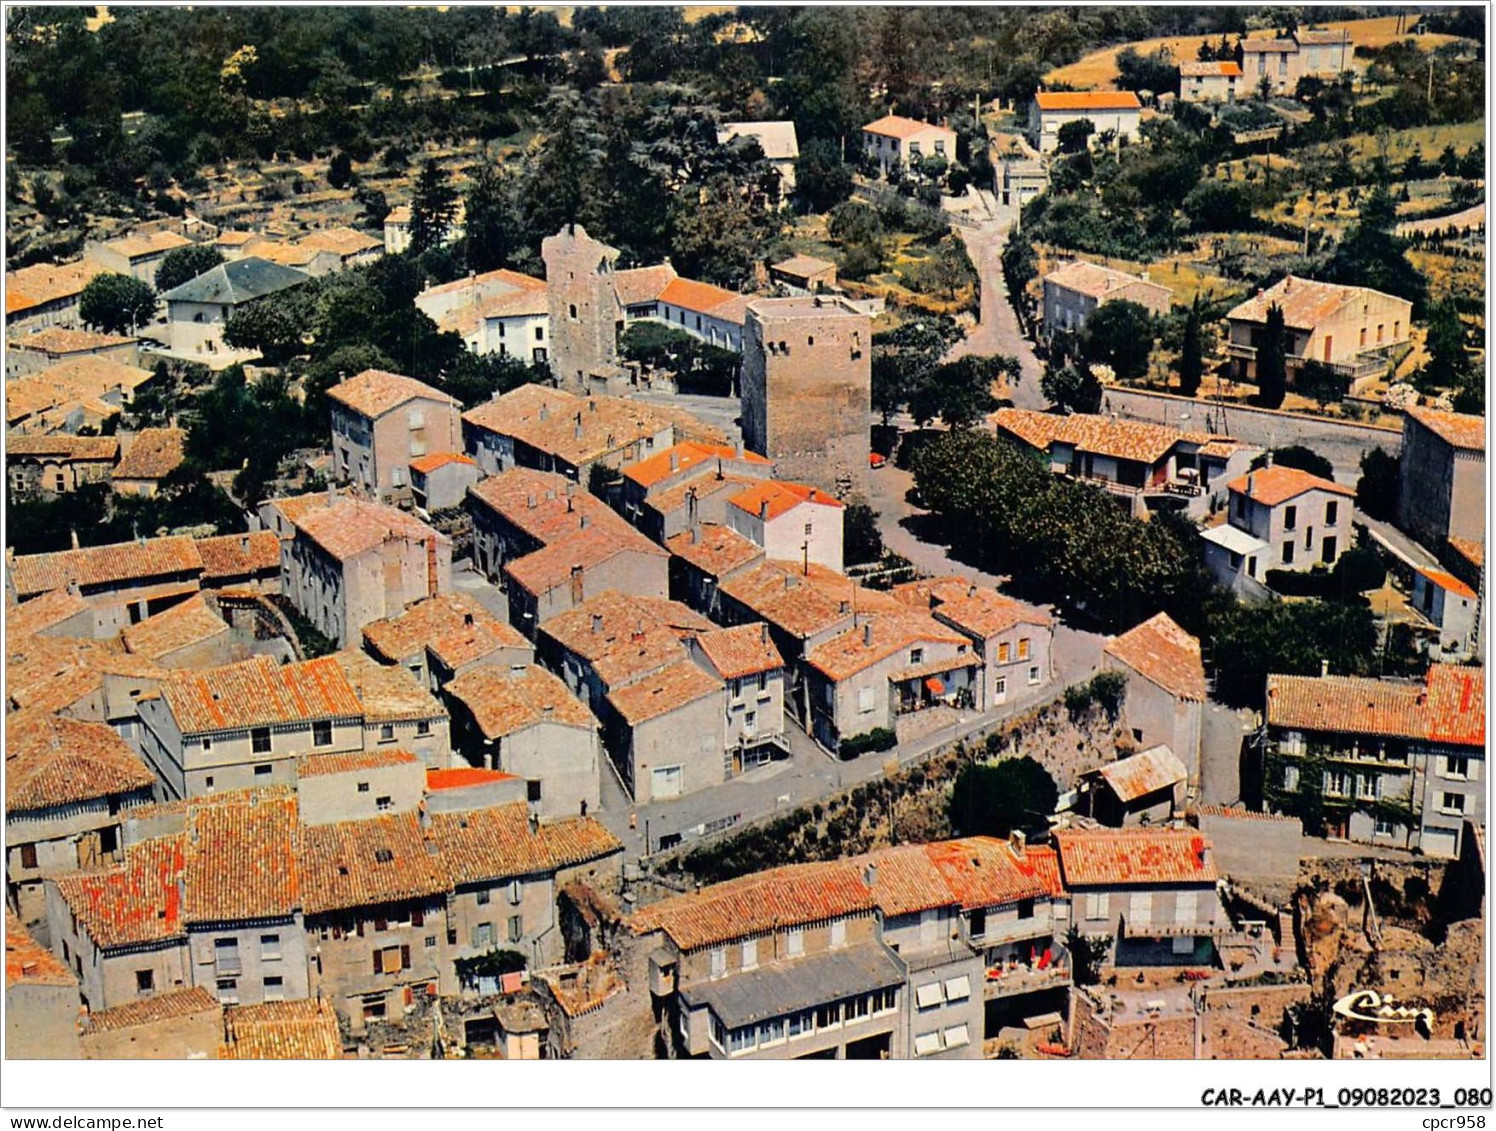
[
  {"x1": 949, "y1": 756, "x2": 1058, "y2": 837},
  {"x1": 839, "y1": 727, "x2": 897, "y2": 759}
]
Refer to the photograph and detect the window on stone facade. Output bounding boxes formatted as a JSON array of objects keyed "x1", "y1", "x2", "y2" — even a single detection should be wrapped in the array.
[
  {"x1": 1444, "y1": 755, "x2": 1471, "y2": 779},
  {"x1": 416, "y1": 719, "x2": 432, "y2": 737},
  {"x1": 312, "y1": 721, "x2": 333, "y2": 747},
  {"x1": 376, "y1": 796, "x2": 392, "y2": 812},
  {"x1": 508, "y1": 915, "x2": 524, "y2": 943},
  {"x1": 19, "y1": 844, "x2": 37, "y2": 870},
  {"x1": 829, "y1": 919, "x2": 847, "y2": 949},
  {"x1": 379, "y1": 723, "x2": 395, "y2": 742},
  {"x1": 1442, "y1": 792, "x2": 1466, "y2": 814},
  {"x1": 251, "y1": 727, "x2": 271, "y2": 754},
  {"x1": 136, "y1": 969, "x2": 155, "y2": 995},
  {"x1": 476, "y1": 890, "x2": 491, "y2": 906},
  {"x1": 786, "y1": 927, "x2": 804, "y2": 956}
]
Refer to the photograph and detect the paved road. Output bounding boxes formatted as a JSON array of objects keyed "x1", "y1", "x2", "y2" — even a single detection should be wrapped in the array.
[
  {"x1": 629, "y1": 389, "x2": 744, "y2": 446},
  {"x1": 949, "y1": 215, "x2": 1049, "y2": 412}
]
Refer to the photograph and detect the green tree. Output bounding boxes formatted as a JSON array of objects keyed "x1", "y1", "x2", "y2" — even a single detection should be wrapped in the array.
[
  {"x1": 1355, "y1": 447, "x2": 1400, "y2": 522},
  {"x1": 1041, "y1": 362, "x2": 1103, "y2": 414},
  {"x1": 793, "y1": 137, "x2": 854, "y2": 213},
  {"x1": 1294, "y1": 359, "x2": 1349, "y2": 410},
  {"x1": 327, "y1": 150, "x2": 354, "y2": 189},
  {"x1": 463, "y1": 162, "x2": 524, "y2": 274},
  {"x1": 949, "y1": 757, "x2": 1059, "y2": 837},
  {"x1": 79, "y1": 273, "x2": 157, "y2": 335},
  {"x1": 1422, "y1": 298, "x2": 1471, "y2": 390},
  {"x1": 1256, "y1": 301, "x2": 1288, "y2": 409},
  {"x1": 154, "y1": 245, "x2": 225, "y2": 294},
  {"x1": 1324, "y1": 184, "x2": 1428, "y2": 314},
  {"x1": 829, "y1": 200, "x2": 886, "y2": 278},
  {"x1": 1207, "y1": 599, "x2": 1380, "y2": 708},
  {"x1": 1175, "y1": 295, "x2": 1204, "y2": 397},
  {"x1": 223, "y1": 290, "x2": 311, "y2": 365},
  {"x1": 908, "y1": 355, "x2": 1014, "y2": 429},
  {"x1": 1056, "y1": 117, "x2": 1095, "y2": 155},
  {"x1": 843, "y1": 502, "x2": 884, "y2": 566},
  {"x1": 1182, "y1": 180, "x2": 1254, "y2": 231},
  {"x1": 1250, "y1": 446, "x2": 1336, "y2": 481},
  {"x1": 1082, "y1": 299, "x2": 1154, "y2": 383},
  {"x1": 409, "y1": 159, "x2": 459, "y2": 256}
]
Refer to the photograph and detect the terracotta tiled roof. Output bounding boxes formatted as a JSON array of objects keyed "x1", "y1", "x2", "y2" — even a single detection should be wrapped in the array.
[
  {"x1": 1406, "y1": 406, "x2": 1485, "y2": 453},
  {"x1": 55, "y1": 835, "x2": 186, "y2": 948},
  {"x1": 6, "y1": 908, "x2": 75, "y2": 988},
  {"x1": 113, "y1": 428, "x2": 186, "y2": 481},
  {"x1": 1096, "y1": 745, "x2": 1187, "y2": 803},
  {"x1": 326, "y1": 368, "x2": 457, "y2": 420},
  {"x1": 693, "y1": 623, "x2": 784, "y2": 680},
  {"x1": 4, "y1": 260, "x2": 108, "y2": 315},
  {"x1": 98, "y1": 229, "x2": 191, "y2": 260},
  {"x1": 1447, "y1": 536, "x2": 1484, "y2": 571},
  {"x1": 607, "y1": 659, "x2": 722, "y2": 726},
  {"x1": 262, "y1": 488, "x2": 349, "y2": 535},
  {"x1": 221, "y1": 999, "x2": 343, "y2": 1059},
  {"x1": 8, "y1": 327, "x2": 133, "y2": 354},
  {"x1": 719, "y1": 561, "x2": 881, "y2": 641},
  {"x1": 194, "y1": 530, "x2": 280, "y2": 580},
  {"x1": 299, "y1": 812, "x2": 448, "y2": 915},
  {"x1": 1226, "y1": 275, "x2": 1409, "y2": 332},
  {"x1": 666, "y1": 523, "x2": 764, "y2": 579},
  {"x1": 462, "y1": 386, "x2": 672, "y2": 469},
  {"x1": 719, "y1": 121, "x2": 799, "y2": 162},
  {"x1": 636, "y1": 401, "x2": 729, "y2": 448},
  {"x1": 1053, "y1": 827, "x2": 1218, "y2": 887},
  {"x1": 537, "y1": 591, "x2": 697, "y2": 688},
  {"x1": 1417, "y1": 567, "x2": 1477, "y2": 600},
  {"x1": 727, "y1": 479, "x2": 843, "y2": 522},
  {"x1": 8, "y1": 535, "x2": 203, "y2": 599},
  {"x1": 994, "y1": 407, "x2": 1184, "y2": 466},
  {"x1": 409, "y1": 451, "x2": 475, "y2": 474},
  {"x1": 426, "y1": 767, "x2": 517, "y2": 791},
  {"x1": 1043, "y1": 260, "x2": 1168, "y2": 302},
  {"x1": 362, "y1": 592, "x2": 527, "y2": 667},
  {"x1": 863, "y1": 114, "x2": 951, "y2": 140},
  {"x1": 1104, "y1": 612, "x2": 1206, "y2": 702},
  {"x1": 121, "y1": 594, "x2": 229, "y2": 662},
  {"x1": 647, "y1": 471, "x2": 757, "y2": 521},
  {"x1": 426, "y1": 802, "x2": 620, "y2": 887},
  {"x1": 1295, "y1": 28, "x2": 1350, "y2": 44},
  {"x1": 892, "y1": 578, "x2": 1052, "y2": 639},
  {"x1": 1023, "y1": 846, "x2": 1064, "y2": 897},
  {"x1": 1192, "y1": 804, "x2": 1299, "y2": 824},
  {"x1": 215, "y1": 230, "x2": 258, "y2": 247},
  {"x1": 419, "y1": 267, "x2": 544, "y2": 300},
  {"x1": 446, "y1": 663, "x2": 595, "y2": 740},
  {"x1": 80, "y1": 987, "x2": 219, "y2": 1035},
  {"x1": 629, "y1": 595, "x2": 714, "y2": 635},
  {"x1": 182, "y1": 792, "x2": 300, "y2": 924},
  {"x1": 1227, "y1": 464, "x2": 1353, "y2": 506},
  {"x1": 613, "y1": 264, "x2": 678, "y2": 308},
  {"x1": 1241, "y1": 37, "x2": 1299, "y2": 52},
  {"x1": 6, "y1": 634, "x2": 167, "y2": 716},
  {"x1": 1266, "y1": 664, "x2": 1483, "y2": 746},
  {"x1": 623, "y1": 441, "x2": 768, "y2": 490},
  {"x1": 298, "y1": 226, "x2": 381, "y2": 257},
  {"x1": 298, "y1": 749, "x2": 420, "y2": 778},
  {"x1": 332, "y1": 649, "x2": 446, "y2": 723},
  {"x1": 905, "y1": 838, "x2": 1057, "y2": 912},
  {"x1": 771, "y1": 254, "x2": 837, "y2": 278},
  {"x1": 157, "y1": 654, "x2": 362, "y2": 734},
  {"x1": 466, "y1": 467, "x2": 632, "y2": 545},
  {"x1": 1034, "y1": 91, "x2": 1142, "y2": 111},
  {"x1": 6, "y1": 587, "x2": 91, "y2": 638},
  {"x1": 658, "y1": 277, "x2": 744, "y2": 319},
  {"x1": 805, "y1": 612, "x2": 969, "y2": 682},
  {"x1": 292, "y1": 496, "x2": 447, "y2": 562},
  {"x1": 1180, "y1": 60, "x2": 1244, "y2": 77},
  {"x1": 385, "y1": 205, "x2": 412, "y2": 225},
  {"x1": 504, "y1": 524, "x2": 666, "y2": 598},
  {"x1": 5, "y1": 434, "x2": 119, "y2": 462}
]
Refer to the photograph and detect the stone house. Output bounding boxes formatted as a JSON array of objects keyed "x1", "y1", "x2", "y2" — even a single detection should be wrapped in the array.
[
  {"x1": 6, "y1": 535, "x2": 206, "y2": 635},
  {"x1": 281, "y1": 495, "x2": 452, "y2": 649},
  {"x1": 1101, "y1": 613, "x2": 1207, "y2": 796},
  {"x1": 1028, "y1": 91, "x2": 1141, "y2": 154},
  {"x1": 1224, "y1": 275, "x2": 1413, "y2": 383},
  {"x1": 462, "y1": 384, "x2": 674, "y2": 481},
  {"x1": 5, "y1": 909, "x2": 81, "y2": 1059},
  {"x1": 5, "y1": 326, "x2": 138, "y2": 380},
  {"x1": 1221, "y1": 464, "x2": 1356, "y2": 575},
  {"x1": 327, "y1": 369, "x2": 463, "y2": 505},
  {"x1": 295, "y1": 749, "x2": 427, "y2": 827},
  {"x1": 687, "y1": 623, "x2": 791, "y2": 774},
  {"x1": 769, "y1": 255, "x2": 837, "y2": 294},
  {"x1": 443, "y1": 663, "x2": 601, "y2": 819},
  {"x1": 111, "y1": 427, "x2": 187, "y2": 497},
  {"x1": 160, "y1": 257, "x2": 310, "y2": 368},
  {"x1": 331, "y1": 649, "x2": 453, "y2": 771},
  {"x1": 1081, "y1": 744, "x2": 1189, "y2": 827},
  {"x1": 410, "y1": 452, "x2": 480, "y2": 512},
  {"x1": 465, "y1": 467, "x2": 629, "y2": 583},
  {"x1": 861, "y1": 115, "x2": 958, "y2": 174},
  {"x1": 1053, "y1": 827, "x2": 1224, "y2": 967},
  {"x1": 1179, "y1": 60, "x2": 1244, "y2": 103},
  {"x1": 85, "y1": 229, "x2": 192, "y2": 284},
  {"x1": 1263, "y1": 664, "x2": 1484, "y2": 857},
  {"x1": 6, "y1": 435, "x2": 119, "y2": 498},
  {"x1": 504, "y1": 524, "x2": 670, "y2": 636},
  {"x1": 741, "y1": 296, "x2": 871, "y2": 500},
  {"x1": 1041, "y1": 260, "x2": 1171, "y2": 342},
  {"x1": 803, "y1": 613, "x2": 979, "y2": 754},
  {"x1": 6, "y1": 356, "x2": 155, "y2": 436},
  {"x1": 4, "y1": 260, "x2": 109, "y2": 336},
  {"x1": 1241, "y1": 28, "x2": 1351, "y2": 95},
  {"x1": 1410, "y1": 567, "x2": 1481, "y2": 662},
  {"x1": 541, "y1": 224, "x2": 630, "y2": 394},
  {"x1": 606, "y1": 661, "x2": 725, "y2": 805},
  {"x1": 119, "y1": 593, "x2": 235, "y2": 670},
  {"x1": 6, "y1": 713, "x2": 157, "y2": 940},
  {"x1": 195, "y1": 531, "x2": 282, "y2": 594},
  {"x1": 1397, "y1": 406, "x2": 1485, "y2": 549},
  {"x1": 719, "y1": 121, "x2": 799, "y2": 207},
  {"x1": 725, "y1": 480, "x2": 846, "y2": 574},
  {"x1": 75, "y1": 986, "x2": 224, "y2": 1060},
  {"x1": 666, "y1": 523, "x2": 766, "y2": 621},
  {"x1": 618, "y1": 441, "x2": 772, "y2": 544},
  {"x1": 361, "y1": 592, "x2": 533, "y2": 692}
]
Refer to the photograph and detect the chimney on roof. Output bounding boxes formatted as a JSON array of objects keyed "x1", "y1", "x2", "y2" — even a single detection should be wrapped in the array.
[
  {"x1": 669, "y1": 450, "x2": 679, "y2": 472},
  {"x1": 783, "y1": 574, "x2": 794, "y2": 590},
  {"x1": 864, "y1": 862, "x2": 877, "y2": 887},
  {"x1": 1416, "y1": 688, "x2": 1428, "y2": 707},
  {"x1": 1010, "y1": 830, "x2": 1026, "y2": 857},
  {"x1": 529, "y1": 810, "x2": 540, "y2": 834},
  {"x1": 417, "y1": 800, "x2": 429, "y2": 832},
  {"x1": 1265, "y1": 449, "x2": 1274, "y2": 468},
  {"x1": 591, "y1": 613, "x2": 603, "y2": 634},
  {"x1": 527, "y1": 493, "x2": 537, "y2": 509},
  {"x1": 1284, "y1": 277, "x2": 1292, "y2": 292},
  {"x1": 840, "y1": 600, "x2": 851, "y2": 614},
  {"x1": 688, "y1": 527, "x2": 698, "y2": 545},
  {"x1": 760, "y1": 623, "x2": 769, "y2": 645},
  {"x1": 1321, "y1": 659, "x2": 1330, "y2": 678},
  {"x1": 464, "y1": 612, "x2": 474, "y2": 627},
  {"x1": 968, "y1": 585, "x2": 977, "y2": 598},
  {"x1": 1200, "y1": 842, "x2": 1212, "y2": 870},
  {"x1": 589, "y1": 399, "x2": 598, "y2": 413},
  {"x1": 69, "y1": 528, "x2": 80, "y2": 550},
  {"x1": 539, "y1": 403, "x2": 549, "y2": 422},
  {"x1": 574, "y1": 415, "x2": 584, "y2": 440},
  {"x1": 863, "y1": 622, "x2": 873, "y2": 646},
  {"x1": 759, "y1": 500, "x2": 770, "y2": 521},
  {"x1": 566, "y1": 495, "x2": 574, "y2": 513},
  {"x1": 580, "y1": 514, "x2": 590, "y2": 531}
]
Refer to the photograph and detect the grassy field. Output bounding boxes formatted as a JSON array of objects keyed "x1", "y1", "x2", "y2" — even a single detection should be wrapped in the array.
[
  {"x1": 1045, "y1": 16, "x2": 1473, "y2": 89},
  {"x1": 1340, "y1": 120, "x2": 1485, "y2": 162},
  {"x1": 1033, "y1": 241, "x2": 1250, "y2": 311}
]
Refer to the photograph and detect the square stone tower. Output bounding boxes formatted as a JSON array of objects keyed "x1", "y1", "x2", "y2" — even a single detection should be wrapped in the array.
[
  {"x1": 541, "y1": 224, "x2": 628, "y2": 394},
  {"x1": 740, "y1": 296, "x2": 872, "y2": 499}
]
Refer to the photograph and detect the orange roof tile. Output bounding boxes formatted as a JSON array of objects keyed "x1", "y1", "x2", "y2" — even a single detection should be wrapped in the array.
[
  {"x1": 892, "y1": 579, "x2": 1052, "y2": 639},
  {"x1": 504, "y1": 524, "x2": 666, "y2": 598},
  {"x1": 221, "y1": 999, "x2": 343, "y2": 1060},
  {"x1": 1266, "y1": 664, "x2": 1483, "y2": 746},
  {"x1": 5, "y1": 434, "x2": 119, "y2": 463},
  {"x1": 666, "y1": 522, "x2": 764, "y2": 579},
  {"x1": 462, "y1": 386, "x2": 673, "y2": 469},
  {"x1": 994, "y1": 407, "x2": 1186, "y2": 466},
  {"x1": 613, "y1": 264, "x2": 678, "y2": 308},
  {"x1": 298, "y1": 749, "x2": 420, "y2": 778},
  {"x1": 862, "y1": 114, "x2": 952, "y2": 140},
  {"x1": 728, "y1": 479, "x2": 843, "y2": 522},
  {"x1": 623, "y1": 441, "x2": 768, "y2": 490},
  {"x1": 99, "y1": 229, "x2": 191, "y2": 260},
  {"x1": 805, "y1": 612, "x2": 969, "y2": 682},
  {"x1": 194, "y1": 530, "x2": 280, "y2": 581},
  {"x1": 537, "y1": 591, "x2": 698, "y2": 688},
  {"x1": 157, "y1": 654, "x2": 362, "y2": 734},
  {"x1": 80, "y1": 987, "x2": 219, "y2": 1035},
  {"x1": 299, "y1": 812, "x2": 448, "y2": 915},
  {"x1": 1417, "y1": 567, "x2": 1477, "y2": 600},
  {"x1": 112, "y1": 428, "x2": 186, "y2": 481},
  {"x1": 445, "y1": 663, "x2": 596, "y2": 740},
  {"x1": 658, "y1": 277, "x2": 744, "y2": 318},
  {"x1": 362, "y1": 592, "x2": 526, "y2": 667},
  {"x1": 1043, "y1": 260, "x2": 1169, "y2": 302},
  {"x1": 182, "y1": 791, "x2": 300, "y2": 923},
  {"x1": 606, "y1": 659, "x2": 722, "y2": 725},
  {"x1": 1193, "y1": 804, "x2": 1299, "y2": 824},
  {"x1": 467, "y1": 467, "x2": 633, "y2": 546},
  {"x1": 1104, "y1": 613, "x2": 1206, "y2": 702},
  {"x1": 292, "y1": 497, "x2": 447, "y2": 563},
  {"x1": 120, "y1": 594, "x2": 229, "y2": 662},
  {"x1": 332, "y1": 649, "x2": 446, "y2": 723},
  {"x1": 3, "y1": 260, "x2": 107, "y2": 315},
  {"x1": 326, "y1": 368, "x2": 457, "y2": 420},
  {"x1": 6, "y1": 908, "x2": 75, "y2": 988},
  {"x1": 647, "y1": 471, "x2": 757, "y2": 521},
  {"x1": 719, "y1": 561, "x2": 890, "y2": 641},
  {"x1": 1227, "y1": 464, "x2": 1353, "y2": 506},
  {"x1": 8, "y1": 327, "x2": 133, "y2": 355},
  {"x1": 5, "y1": 587, "x2": 92, "y2": 638},
  {"x1": 419, "y1": 267, "x2": 544, "y2": 300},
  {"x1": 1447, "y1": 536, "x2": 1483, "y2": 571},
  {"x1": 1096, "y1": 745, "x2": 1188, "y2": 803},
  {"x1": 408, "y1": 451, "x2": 476, "y2": 474},
  {"x1": 426, "y1": 767, "x2": 518, "y2": 791},
  {"x1": 1053, "y1": 827, "x2": 1218, "y2": 887},
  {"x1": 1406, "y1": 406, "x2": 1485, "y2": 453},
  {"x1": 1181, "y1": 60, "x2": 1244, "y2": 77},
  {"x1": 425, "y1": 802, "x2": 620, "y2": 887},
  {"x1": 693, "y1": 623, "x2": 784, "y2": 680},
  {"x1": 297, "y1": 226, "x2": 381, "y2": 257},
  {"x1": 8, "y1": 535, "x2": 203, "y2": 599},
  {"x1": 1034, "y1": 91, "x2": 1142, "y2": 111},
  {"x1": 55, "y1": 835, "x2": 186, "y2": 948},
  {"x1": 1226, "y1": 275, "x2": 1409, "y2": 332}
]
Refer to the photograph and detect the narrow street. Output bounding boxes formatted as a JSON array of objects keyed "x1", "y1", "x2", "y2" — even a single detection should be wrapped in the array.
[{"x1": 948, "y1": 213, "x2": 1050, "y2": 412}]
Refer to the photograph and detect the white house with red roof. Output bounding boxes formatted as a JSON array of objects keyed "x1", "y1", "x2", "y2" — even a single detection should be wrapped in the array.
[
  {"x1": 1221, "y1": 463, "x2": 1355, "y2": 575},
  {"x1": 1028, "y1": 91, "x2": 1142, "y2": 154},
  {"x1": 1179, "y1": 59, "x2": 1245, "y2": 103},
  {"x1": 1102, "y1": 613, "x2": 1208, "y2": 796},
  {"x1": 861, "y1": 114, "x2": 958, "y2": 174},
  {"x1": 725, "y1": 480, "x2": 846, "y2": 574},
  {"x1": 1410, "y1": 567, "x2": 1481, "y2": 662}
]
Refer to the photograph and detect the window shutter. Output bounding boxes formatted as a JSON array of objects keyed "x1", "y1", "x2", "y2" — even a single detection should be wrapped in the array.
[
  {"x1": 400, "y1": 945, "x2": 411, "y2": 970},
  {"x1": 412, "y1": 908, "x2": 424, "y2": 927},
  {"x1": 372, "y1": 950, "x2": 383, "y2": 975},
  {"x1": 355, "y1": 919, "x2": 365, "y2": 938}
]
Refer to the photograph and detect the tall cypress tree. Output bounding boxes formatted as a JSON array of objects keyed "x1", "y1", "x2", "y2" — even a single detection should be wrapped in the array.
[
  {"x1": 409, "y1": 159, "x2": 458, "y2": 256},
  {"x1": 1176, "y1": 294, "x2": 1204, "y2": 397},
  {"x1": 1257, "y1": 302, "x2": 1288, "y2": 409}
]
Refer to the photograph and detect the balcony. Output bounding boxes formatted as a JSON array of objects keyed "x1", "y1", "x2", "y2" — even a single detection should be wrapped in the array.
[
  {"x1": 983, "y1": 962, "x2": 1072, "y2": 1001},
  {"x1": 1226, "y1": 341, "x2": 1395, "y2": 382},
  {"x1": 972, "y1": 917, "x2": 1055, "y2": 948}
]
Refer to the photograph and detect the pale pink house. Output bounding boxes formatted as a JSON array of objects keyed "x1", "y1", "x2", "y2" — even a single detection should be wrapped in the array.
[{"x1": 327, "y1": 369, "x2": 463, "y2": 505}]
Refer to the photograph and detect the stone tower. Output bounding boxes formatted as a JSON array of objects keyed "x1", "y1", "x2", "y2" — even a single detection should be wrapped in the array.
[
  {"x1": 541, "y1": 224, "x2": 628, "y2": 394},
  {"x1": 740, "y1": 296, "x2": 872, "y2": 499}
]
